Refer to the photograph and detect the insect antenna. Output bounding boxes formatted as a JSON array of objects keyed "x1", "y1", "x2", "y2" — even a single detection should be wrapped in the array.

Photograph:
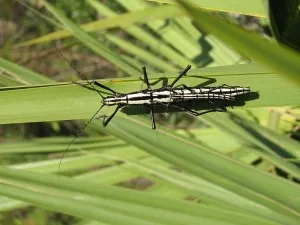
[
  {"x1": 54, "y1": 43, "x2": 103, "y2": 98},
  {"x1": 53, "y1": 43, "x2": 106, "y2": 175},
  {"x1": 58, "y1": 104, "x2": 105, "y2": 175}
]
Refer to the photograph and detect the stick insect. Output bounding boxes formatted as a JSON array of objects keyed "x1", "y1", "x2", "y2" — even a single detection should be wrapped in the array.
[{"x1": 74, "y1": 65, "x2": 250, "y2": 129}]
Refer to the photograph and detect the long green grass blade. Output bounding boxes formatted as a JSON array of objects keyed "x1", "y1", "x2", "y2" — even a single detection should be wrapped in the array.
[
  {"x1": 87, "y1": 0, "x2": 194, "y2": 68},
  {"x1": 0, "y1": 167, "x2": 288, "y2": 225},
  {"x1": 149, "y1": 0, "x2": 266, "y2": 17},
  {"x1": 176, "y1": 0, "x2": 300, "y2": 85},
  {"x1": 0, "y1": 64, "x2": 299, "y2": 124},
  {"x1": 103, "y1": 116, "x2": 300, "y2": 223},
  {"x1": 200, "y1": 112, "x2": 300, "y2": 178},
  {"x1": 0, "y1": 57, "x2": 53, "y2": 84},
  {"x1": 17, "y1": 4, "x2": 185, "y2": 47}
]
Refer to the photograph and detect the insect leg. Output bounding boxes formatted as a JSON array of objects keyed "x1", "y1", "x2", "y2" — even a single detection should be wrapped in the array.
[
  {"x1": 92, "y1": 81, "x2": 117, "y2": 94},
  {"x1": 156, "y1": 102, "x2": 197, "y2": 117},
  {"x1": 141, "y1": 66, "x2": 156, "y2": 129},
  {"x1": 161, "y1": 102, "x2": 227, "y2": 117},
  {"x1": 174, "y1": 103, "x2": 227, "y2": 116},
  {"x1": 170, "y1": 65, "x2": 192, "y2": 87},
  {"x1": 72, "y1": 80, "x2": 117, "y2": 97},
  {"x1": 193, "y1": 108, "x2": 227, "y2": 116},
  {"x1": 102, "y1": 105, "x2": 122, "y2": 127},
  {"x1": 173, "y1": 84, "x2": 195, "y2": 93},
  {"x1": 72, "y1": 81, "x2": 95, "y2": 91},
  {"x1": 168, "y1": 104, "x2": 201, "y2": 116},
  {"x1": 142, "y1": 66, "x2": 151, "y2": 89},
  {"x1": 150, "y1": 105, "x2": 156, "y2": 129}
]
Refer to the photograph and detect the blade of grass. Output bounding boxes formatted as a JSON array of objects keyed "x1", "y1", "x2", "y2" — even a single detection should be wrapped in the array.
[
  {"x1": 103, "y1": 116, "x2": 300, "y2": 223},
  {"x1": 17, "y1": 4, "x2": 185, "y2": 47},
  {"x1": 198, "y1": 112, "x2": 300, "y2": 179},
  {"x1": 0, "y1": 64, "x2": 299, "y2": 124},
  {"x1": 116, "y1": 0, "x2": 201, "y2": 59},
  {"x1": 148, "y1": 0, "x2": 266, "y2": 17},
  {"x1": 87, "y1": 0, "x2": 194, "y2": 68},
  {"x1": 104, "y1": 34, "x2": 175, "y2": 71},
  {"x1": 0, "y1": 167, "x2": 287, "y2": 225},
  {"x1": 0, "y1": 57, "x2": 53, "y2": 84},
  {"x1": 176, "y1": 0, "x2": 300, "y2": 85}
]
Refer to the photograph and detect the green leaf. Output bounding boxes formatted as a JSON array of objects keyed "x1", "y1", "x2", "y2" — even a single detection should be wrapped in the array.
[
  {"x1": 269, "y1": 0, "x2": 300, "y2": 50},
  {"x1": 148, "y1": 0, "x2": 267, "y2": 17},
  {"x1": 103, "y1": 116, "x2": 300, "y2": 223},
  {"x1": 86, "y1": 0, "x2": 194, "y2": 68},
  {"x1": 0, "y1": 167, "x2": 282, "y2": 225},
  {"x1": 17, "y1": 4, "x2": 185, "y2": 47},
  {"x1": 0, "y1": 57, "x2": 53, "y2": 85},
  {"x1": 199, "y1": 112, "x2": 300, "y2": 179},
  {"x1": 176, "y1": 0, "x2": 300, "y2": 85},
  {"x1": 0, "y1": 64, "x2": 299, "y2": 124}
]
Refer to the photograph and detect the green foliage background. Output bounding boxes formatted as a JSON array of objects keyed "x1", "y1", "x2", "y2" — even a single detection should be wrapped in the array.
[{"x1": 0, "y1": 0, "x2": 299, "y2": 225}]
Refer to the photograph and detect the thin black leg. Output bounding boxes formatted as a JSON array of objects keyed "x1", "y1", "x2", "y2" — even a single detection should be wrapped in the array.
[
  {"x1": 196, "y1": 108, "x2": 227, "y2": 116},
  {"x1": 158, "y1": 102, "x2": 226, "y2": 117},
  {"x1": 150, "y1": 106, "x2": 156, "y2": 129},
  {"x1": 156, "y1": 102, "x2": 197, "y2": 117},
  {"x1": 167, "y1": 104, "x2": 202, "y2": 116},
  {"x1": 101, "y1": 105, "x2": 122, "y2": 127},
  {"x1": 142, "y1": 66, "x2": 151, "y2": 89},
  {"x1": 177, "y1": 104, "x2": 226, "y2": 116},
  {"x1": 72, "y1": 81, "x2": 93, "y2": 90},
  {"x1": 170, "y1": 65, "x2": 192, "y2": 87},
  {"x1": 72, "y1": 80, "x2": 105, "y2": 98},
  {"x1": 92, "y1": 81, "x2": 117, "y2": 94},
  {"x1": 174, "y1": 84, "x2": 195, "y2": 93},
  {"x1": 72, "y1": 80, "x2": 117, "y2": 95},
  {"x1": 142, "y1": 66, "x2": 156, "y2": 129}
]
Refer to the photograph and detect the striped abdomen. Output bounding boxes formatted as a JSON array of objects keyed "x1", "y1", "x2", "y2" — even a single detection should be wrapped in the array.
[{"x1": 103, "y1": 87, "x2": 250, "y2": 106}]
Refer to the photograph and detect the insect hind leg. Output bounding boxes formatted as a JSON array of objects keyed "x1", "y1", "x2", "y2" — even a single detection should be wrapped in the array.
[
  {"x1": 72, "y1": 80, "x2": 117, "y2": 98},
  {"x1": 193, "y1": 108, "x2": 227, "y2": 116},
  {"x1": 173, "y1": 103, "x2": 227, "y2": 116}
]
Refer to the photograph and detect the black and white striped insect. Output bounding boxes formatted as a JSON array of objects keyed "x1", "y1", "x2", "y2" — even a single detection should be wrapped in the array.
[
  {"x1": 59, "y1": 62, "x2": 251, "y2": 171},
  {"x1": 77, "y1": 65, "x2": 250, "y2": 130}
]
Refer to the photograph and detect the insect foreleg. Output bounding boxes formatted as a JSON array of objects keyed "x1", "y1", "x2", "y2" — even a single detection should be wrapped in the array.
[
  {"x1": 99, "y1": 105, "x2": 122, "y2": 127},
  {"x1": 92, "y1": 81, "x2": 117, "y2": 94},
  {"x1": 72, "y1": 80, "x2": 95, "y2": 91}
]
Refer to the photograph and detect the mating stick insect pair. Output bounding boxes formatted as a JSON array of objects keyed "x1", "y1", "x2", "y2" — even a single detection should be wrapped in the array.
[
  {"x1": 60, "y1": 61, "x2": 251, "y2": 170},
  {"x1": 75, "y1": 65, "x2": 250, "y2": 130}
]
